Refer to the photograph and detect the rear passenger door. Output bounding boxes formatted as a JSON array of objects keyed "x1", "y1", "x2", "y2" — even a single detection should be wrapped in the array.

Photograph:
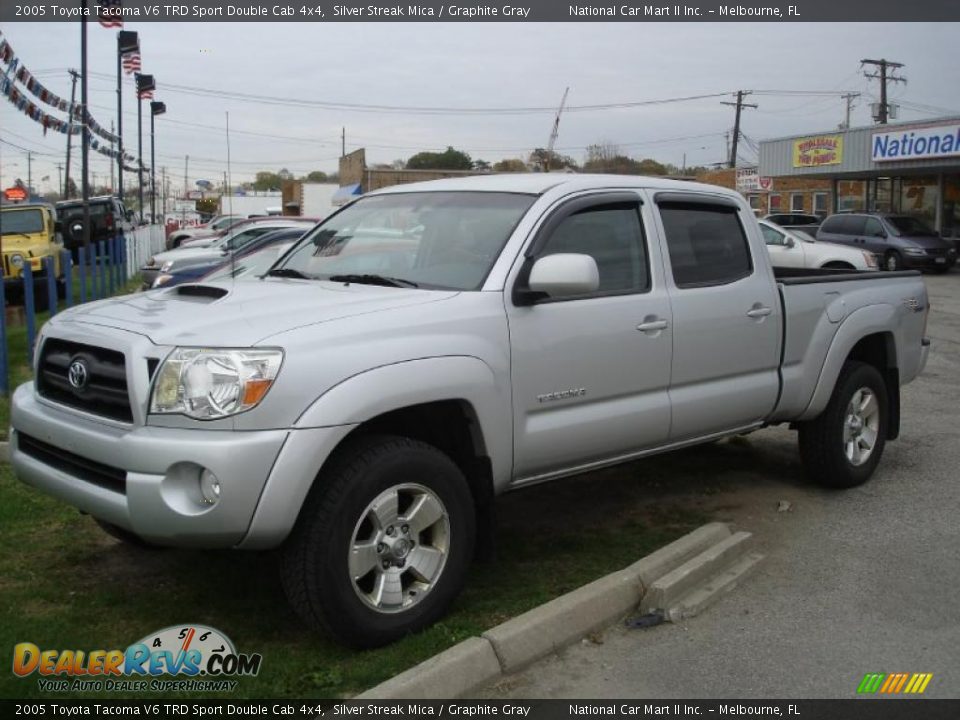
[{"x1": 653, "y1": 194, "x2": 781, "y2": 441}]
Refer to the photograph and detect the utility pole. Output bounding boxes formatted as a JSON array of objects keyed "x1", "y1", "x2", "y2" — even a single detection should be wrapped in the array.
[
  {"x1": 341, "y1": 127, "x2": 346, "y2": 158},
  {"x1": 161, "y1": 166, "x2": 168, "y2": 216},
  {"x1": 80, "y1": 10, "x2": 92, "y2": 251},
  {"x1": 64, "y1": 69, "x2": 79, "y2": 199},
  {"x1": 183, "y1": 155, "x2": 189, "y2": 199},
  {"x1": 110, "y1": 120, "x2": 115, "y2": 191},
  {"x1": 839, "y1": 92, "x2": 860, "y2": 130},
  {"x1": 861, "y1": 58, "x2": 906, "y2": 125},
  {"x1": 56, "y1": 163, "x2": 63, "y2": 196},
  {"x1": 26, "y1": 151, "x2": 32, "y2": 197},
  {"x1": 721, "y1": 91, "x2": 757, "y2": 168}
]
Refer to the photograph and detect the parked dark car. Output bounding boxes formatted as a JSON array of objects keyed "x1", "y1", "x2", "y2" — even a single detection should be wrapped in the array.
[
  {"x1": 149, "y1": 227, "x2": 306, "y2": 289},
  {"x1": 55, "y1": 196, "x2": 135, "y2": 259},
  {"x1": 816, "y1": 213, "x2": 957, "y2": 272}
]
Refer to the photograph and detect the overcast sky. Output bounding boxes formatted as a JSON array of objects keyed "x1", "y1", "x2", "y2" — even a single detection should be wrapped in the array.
[{"x1": 2, "y1": 21, "x2": 960, "y2": 195}]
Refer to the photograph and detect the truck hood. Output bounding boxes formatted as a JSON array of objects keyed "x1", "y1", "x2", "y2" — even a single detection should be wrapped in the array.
[
  {"x1": 149, "y1": 244, "x2": 223, "y2": 267},
  {"x1": 54, "y1": 279, "x2": 458, "y2": 346}
]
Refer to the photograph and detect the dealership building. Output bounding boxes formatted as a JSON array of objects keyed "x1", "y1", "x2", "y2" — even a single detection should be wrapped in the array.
[{"x1": 758, "y1": 116, "x2": 960, "y2": 238}]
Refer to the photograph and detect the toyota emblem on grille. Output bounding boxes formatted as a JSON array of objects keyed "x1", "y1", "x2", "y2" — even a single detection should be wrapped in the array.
[{"x1": 68, "y1": 359, "x2": 89, "y2": 391}]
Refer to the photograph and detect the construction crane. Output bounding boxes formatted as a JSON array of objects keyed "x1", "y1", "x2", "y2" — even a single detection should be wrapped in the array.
[{"x1": 542, "y1": 87, "x2": 570, "y2": 172}]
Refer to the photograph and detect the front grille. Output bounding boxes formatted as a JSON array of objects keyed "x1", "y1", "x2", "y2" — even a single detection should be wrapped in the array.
[
  {"x1": 36, "y1": 339, "x2": 133, "y2": 422},
  {"x1": 17, "y1": 432, "x2": 127, "y2": 494}
]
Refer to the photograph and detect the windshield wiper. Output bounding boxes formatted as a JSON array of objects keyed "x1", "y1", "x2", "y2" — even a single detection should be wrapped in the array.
[
  {"x1": 327, "y1": 274, "x2": 419, "y2": 288},
  {"x1": 265, "y1": 267, "x2": 314, "y2": 279}
]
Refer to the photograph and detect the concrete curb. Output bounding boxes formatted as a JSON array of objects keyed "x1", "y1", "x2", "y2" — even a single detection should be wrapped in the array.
[{"x1": 359, "y1": 521, "x2": 733, "y2": 700}]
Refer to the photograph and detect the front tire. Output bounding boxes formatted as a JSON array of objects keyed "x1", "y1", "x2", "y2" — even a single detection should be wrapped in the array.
[
  {"x1": 798, "y1": 361, "x2": 888, "y2": 489},
  {"x1": 281, "y1": 435, "x2": 476, "y2": 648},
  {"x1": 884, "y1": 251, "x2": 903, "y2": 272}
]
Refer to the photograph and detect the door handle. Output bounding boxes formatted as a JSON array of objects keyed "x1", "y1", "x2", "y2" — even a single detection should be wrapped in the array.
[
  {"x1": 637, "y1": 318, "x2": 669, "y2": 332},
  {"x1": 746, "y1": 306, "x2": 773, "y2": 319}
]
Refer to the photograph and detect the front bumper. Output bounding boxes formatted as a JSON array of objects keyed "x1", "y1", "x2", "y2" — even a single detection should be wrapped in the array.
[
  {"x1": 11, "y1": 383, "x2": 291, "y2": 548},
  {"x1": 902, "y1": 253, "x2": 956, "y2": 270}
]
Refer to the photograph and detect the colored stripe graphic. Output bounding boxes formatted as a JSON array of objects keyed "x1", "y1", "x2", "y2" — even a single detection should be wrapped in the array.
[
  {"x1": 858, "y1": 672, "x2": 933, "y2": 694},
  {"x1": 858, "y1": 673, "x2": 885, "y2": 693}
]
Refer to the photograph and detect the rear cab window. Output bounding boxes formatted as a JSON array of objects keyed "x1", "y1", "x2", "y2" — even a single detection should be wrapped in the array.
[{"x1": 658, "y1": 200, "x2": 753, "y2": 288}]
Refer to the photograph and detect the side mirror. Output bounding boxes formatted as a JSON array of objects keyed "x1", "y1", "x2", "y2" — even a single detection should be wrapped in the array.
[
  {"x1": 527, "y1": 253, "x2": 600, "y2": 299},
  {"x1": 784, "y1": 236, "x2": 796, "y2": 248}
]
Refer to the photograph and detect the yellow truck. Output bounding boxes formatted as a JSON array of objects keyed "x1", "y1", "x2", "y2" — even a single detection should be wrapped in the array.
[{"x1": 0, "y1": 202, "x2": 65, "y2": 311}]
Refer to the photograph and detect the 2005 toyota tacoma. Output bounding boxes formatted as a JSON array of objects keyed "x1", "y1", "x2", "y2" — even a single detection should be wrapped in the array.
[{"x1": 10, "y1": 175, "x2": 930, "y2": 647}]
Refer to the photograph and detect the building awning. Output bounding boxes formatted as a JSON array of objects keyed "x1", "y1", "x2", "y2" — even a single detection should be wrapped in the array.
[{"x1": 331, "y1": 183, "x2": 362, "y2": 206}]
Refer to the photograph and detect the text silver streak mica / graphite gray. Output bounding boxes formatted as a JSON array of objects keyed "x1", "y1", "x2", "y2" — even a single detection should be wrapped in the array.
[{"x1": 9, "y1": 174, "x2": 930, "y2": 647}]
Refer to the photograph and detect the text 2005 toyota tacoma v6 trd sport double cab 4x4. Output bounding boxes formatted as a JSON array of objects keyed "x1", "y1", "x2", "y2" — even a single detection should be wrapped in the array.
[{"x1": 10, "y1": 175, "x2": 930, "y2": 647}]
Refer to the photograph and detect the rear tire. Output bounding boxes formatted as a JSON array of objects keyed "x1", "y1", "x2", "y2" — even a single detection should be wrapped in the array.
[
  {"x1": 798, "y1": 361, "x2": 888, "y2": 489},
  {"x1": 281, "y1": 435, "x2": 476, "y2": 648}
]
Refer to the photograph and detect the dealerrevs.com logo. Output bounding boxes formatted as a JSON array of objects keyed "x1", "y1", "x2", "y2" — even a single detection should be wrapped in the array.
[{"x1": 12, "y1": 625, "x2": 262, "y2": 693}]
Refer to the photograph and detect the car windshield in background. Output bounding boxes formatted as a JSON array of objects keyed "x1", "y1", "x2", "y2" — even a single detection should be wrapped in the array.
[
  {"x1": 886, "y1": 216, "x2": 937, "y2": 237},
  {"x1": 1, "y1": 209, "x2": 44, "y2": 234},
  {"x1": 204, "y1": 242, "x2": 297, "y2": 283},
  {"x1": 274, "y1": 191, "x2": 536, "y2": 290}
]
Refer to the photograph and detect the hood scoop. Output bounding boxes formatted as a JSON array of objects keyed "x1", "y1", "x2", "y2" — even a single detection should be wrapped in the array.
[{"x1": 173, "y1": 284, "x2": 229, "y2": 301}]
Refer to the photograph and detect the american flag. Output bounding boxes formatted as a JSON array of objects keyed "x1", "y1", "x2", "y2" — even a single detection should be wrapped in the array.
[
  {"x1": 138, "y1": 89, "x2": 154, "y2": 100},
  {"x1": 98, "y1": 0, "x2": 124, "y2": 28},
  {"x1": 121, "y1": 51, "x2": 141, "y2": 75}
]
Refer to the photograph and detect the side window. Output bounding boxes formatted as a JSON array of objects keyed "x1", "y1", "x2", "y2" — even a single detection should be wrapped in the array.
[
  {"x1": 538, "y1": 204, "x2": 649, "y2": 295},
  {"x1": 760, "y1": 224, "x2": 785, "y2": 246},
  {"x1": 864, "y1": 217, "x2": 885, "y2": 237},
  {"x1": 659, "y1": 203, "x2": 753, "y2": 288},
  {"x1": 844, "y1": 216, "x2": 866, "y2": 235}
]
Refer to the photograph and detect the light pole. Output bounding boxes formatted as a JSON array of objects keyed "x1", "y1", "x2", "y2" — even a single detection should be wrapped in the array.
[
  {"x1": 117, "y1": 30, "x2": 139, "y2": 202},
  {"x1": 150, "y1": 101, "x2": 166, "y2": 224},
  {"x1": 134, "y1": 73, "x2": 155, "y2": 223}
]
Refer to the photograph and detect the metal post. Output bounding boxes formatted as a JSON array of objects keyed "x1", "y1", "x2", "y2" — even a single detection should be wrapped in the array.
[
  {"x1": 80, "y1": 8, "x2": 91, "y2": 253},
  {"x1": 44, "y1": 257, "x2": 57, "y2": 317},
  {"x1": 62, "y1": 249, "x2": 73, "y2": 308},
  {"x1": 150, "y1": 111, "x2": 156, "y2": 223},
  {"x1": 99, "y1": 240, "x2": 107, "y2": 298},
  {"x1": 0, "y1": 276, "x2": 7, "y2": 396},
  {"x1": 23, "y1": 266, "x2": 36, "y2": 366},
  {"x1": 137, "y1": 93, "x2": 144, "y2": 223},
  {"x1": 79, "y1": 246, "x2": 87, "y2": 304},
  {"x1": 116, "y1": 37, "x2": 123, "y2": 200}
]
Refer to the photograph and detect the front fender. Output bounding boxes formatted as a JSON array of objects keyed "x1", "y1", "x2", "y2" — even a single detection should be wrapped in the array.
[
  {"x1": 799, "y1": 304, "x2": 896, "y2": 421},
  {"x1": 298, "y1": 355, "x2": 512, "y2": 493}
]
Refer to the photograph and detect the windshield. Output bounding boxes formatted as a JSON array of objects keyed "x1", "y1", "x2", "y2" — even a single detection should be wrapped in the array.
[
  {"x1": 273, "y1": 191, "x2": 536, "y2": 290},
  {"x1": 204, "y1": 242, "x2": 296, "y2": 283},
  {"x1": 1, "y1": 209, "x2": 45, "y2": 235},
  {"x1": 886, "y1": 216, "x2": 937, "y2": 237}
]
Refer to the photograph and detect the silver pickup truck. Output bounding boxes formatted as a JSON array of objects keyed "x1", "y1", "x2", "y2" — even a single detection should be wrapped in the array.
[{"x1": 10, "y1": 175, "x2": 930, "y2": 647}]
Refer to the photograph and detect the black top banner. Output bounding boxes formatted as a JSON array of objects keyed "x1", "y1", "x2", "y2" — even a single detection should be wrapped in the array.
[{"x1": 3, "y1": 0, "x2": 960, "y2": 23}]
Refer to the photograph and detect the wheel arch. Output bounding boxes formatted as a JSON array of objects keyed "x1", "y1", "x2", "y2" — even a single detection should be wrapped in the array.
[
  {"x1": 801, "y1": 309, "x2": 900, "y2": 439},
  {"x1": 243, "y1": 356, "x2": 508, "y2": 551}
]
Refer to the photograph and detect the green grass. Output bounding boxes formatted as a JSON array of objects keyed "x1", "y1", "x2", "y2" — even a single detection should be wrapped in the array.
[{"x1": 0, "y1": 458, "x2": 707, "y2": 700}]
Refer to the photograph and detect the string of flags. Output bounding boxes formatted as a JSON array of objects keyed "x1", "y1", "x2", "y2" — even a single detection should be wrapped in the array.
[
  {"x1": 0, "y1": 32, "x2": 119, "y2": 146},
  {"x1": 1, "y1": 15, "x2": 161, "y2": 181}
]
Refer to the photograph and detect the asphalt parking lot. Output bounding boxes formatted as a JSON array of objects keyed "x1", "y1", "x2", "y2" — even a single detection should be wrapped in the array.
[{"x1": 480, "y1": 270, "x2": 960, "y2": 700}]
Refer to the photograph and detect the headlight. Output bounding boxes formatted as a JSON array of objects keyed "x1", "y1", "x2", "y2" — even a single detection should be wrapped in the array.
[
  {"x1": 150, "y1": 348, "x2": 283, "y2": 419},
  {"x1": 862, "y1": 251, "x2": 878, "y2": 269},
  {"x1": 160, "y1": 261, "x2": 174, "y2": 272},
  {"x1": 153, "y1": 274, "x2": 174, "y2": 288},
  {"x1": 147, "y1": 256, "x2": 157, "y2": 267},
  {"x1": 10, "y1": 254, "x2": 24, "y2": 269},
  {"x1": 903, "y1": 247, "x2": 926, "y2": 256}
]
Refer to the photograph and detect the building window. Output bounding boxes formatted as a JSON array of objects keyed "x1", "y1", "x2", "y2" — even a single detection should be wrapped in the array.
[
  {"x1": 769, "y1": 194, "x2": 782, "y2": 211},
  {"x1": 790, "y1": 193, "x2": 805, "y2": 212},
  {"x1": 813, "y1": 193, "x2": 829, "y2": 216},
  {"x1": 748, "y1": 195, "x2": 762, "y2": 212}
]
